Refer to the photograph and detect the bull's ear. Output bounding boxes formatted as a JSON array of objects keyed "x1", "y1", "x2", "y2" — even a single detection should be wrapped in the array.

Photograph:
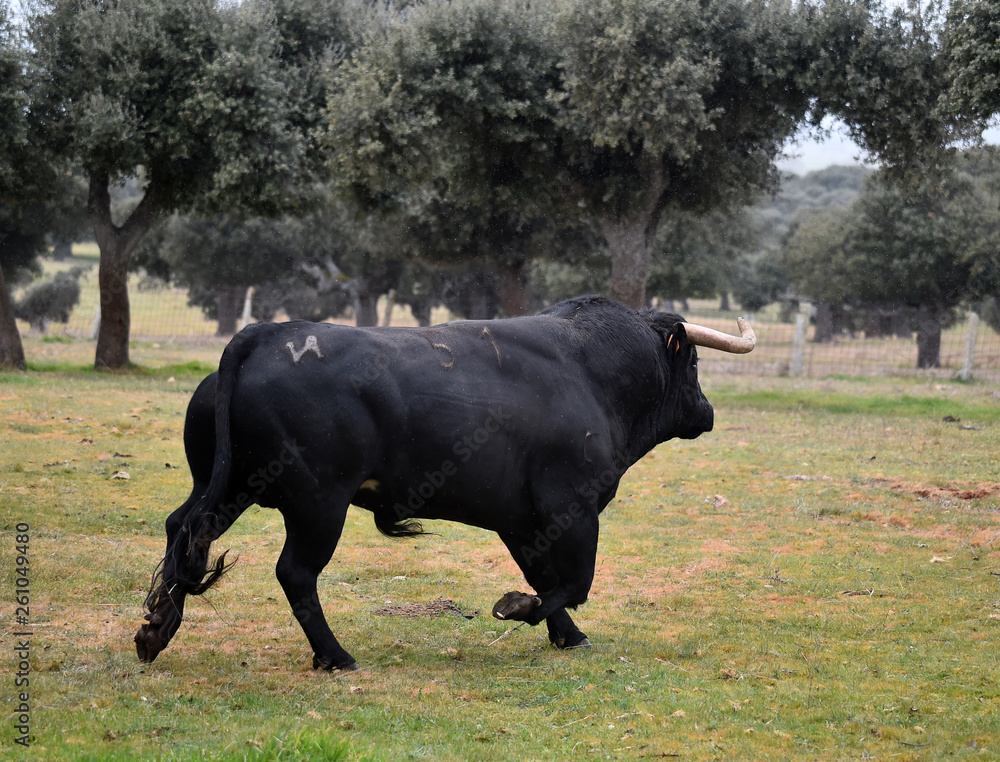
[{"x1": 664, "y1": 323, "x2": 688, "y2": 356}]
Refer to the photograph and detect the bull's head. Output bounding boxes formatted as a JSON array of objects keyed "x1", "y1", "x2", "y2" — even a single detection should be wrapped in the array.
[{"x1": 655, "y1": 315, "x2": 756, "y2": 441}]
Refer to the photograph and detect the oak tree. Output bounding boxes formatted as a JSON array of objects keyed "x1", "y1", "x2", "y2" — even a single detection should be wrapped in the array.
[{"x1": 27, "y1": 0, "x2": 337, "y2": 367}]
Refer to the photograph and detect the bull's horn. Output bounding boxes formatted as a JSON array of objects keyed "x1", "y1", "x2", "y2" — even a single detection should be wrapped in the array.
[{"x1": 683, "y1": 317, "x2": 756, "y2": 354}]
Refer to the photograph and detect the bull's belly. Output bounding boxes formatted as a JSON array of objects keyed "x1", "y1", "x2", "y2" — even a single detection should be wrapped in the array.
[{"x1": 350, "y1": 474, "x2": 526, "y2": 532}]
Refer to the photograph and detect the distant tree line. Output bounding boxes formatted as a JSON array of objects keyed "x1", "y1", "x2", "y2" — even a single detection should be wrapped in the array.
[
  {"x1": 780, "y1": 148, "x2": 1000, "y2": 367},
  {"x1": 2, "y1": 0, "x2": 999, "y2": 369}
]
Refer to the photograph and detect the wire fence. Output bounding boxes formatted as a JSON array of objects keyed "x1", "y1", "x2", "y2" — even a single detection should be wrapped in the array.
[
  {"x1": 15, "y1": 261, "x2": 1000, "y2": 382},
  {"x1": 689, "y1": 311, "x2": 1000, "y2": 382}
]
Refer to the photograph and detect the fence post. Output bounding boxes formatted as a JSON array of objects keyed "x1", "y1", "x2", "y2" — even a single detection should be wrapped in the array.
[
  {"x1": 789, "y1": 306, "x2": 809, "y2": 377},
  {"x1": 239, "y1": 286, "x2": 254, "y2": 331},
  {"x1": 958, "y1": 311, "x2": 980, "y2": 381}
]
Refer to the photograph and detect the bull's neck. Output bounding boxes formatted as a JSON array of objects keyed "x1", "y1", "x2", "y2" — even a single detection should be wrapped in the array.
[{"x1": 602, "y1": 361, "x2": 667, "y2": 473}]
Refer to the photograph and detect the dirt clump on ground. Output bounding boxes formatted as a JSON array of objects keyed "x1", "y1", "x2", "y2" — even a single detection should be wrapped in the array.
[{"x1": 372, "y1": 597, "x2": 476, "y2": 618}]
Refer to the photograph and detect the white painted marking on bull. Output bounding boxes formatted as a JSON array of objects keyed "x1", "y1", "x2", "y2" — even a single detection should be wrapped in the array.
[{"x1": 286, "y1": 335, "x2": 324, "y2": 364}]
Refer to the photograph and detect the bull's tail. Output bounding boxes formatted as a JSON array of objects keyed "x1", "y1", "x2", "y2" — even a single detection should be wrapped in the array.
[{"x1": 144, "y1": 326, "x2": 269, "y2": 615}]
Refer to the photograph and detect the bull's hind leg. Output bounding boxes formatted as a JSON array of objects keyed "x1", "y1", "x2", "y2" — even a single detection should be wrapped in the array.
[
  {"x1": 276, "y1": 497, "x2": 358, "y2": 671},
  {"x1": 497, "y1": 509, "x2": 598, "y2": 649}
]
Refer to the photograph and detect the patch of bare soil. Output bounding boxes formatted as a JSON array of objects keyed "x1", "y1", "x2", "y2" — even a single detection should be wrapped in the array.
[
  {"x1": 372, "y1": 597, "x2": 477, "y2": 618},
  {"x1": 876, "y1": 479, "x2": 1000, "y2": 501}
]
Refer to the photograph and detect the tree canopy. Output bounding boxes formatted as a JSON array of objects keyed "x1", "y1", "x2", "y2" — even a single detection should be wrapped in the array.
[
  {"x1": 327, "y1": 0, "x2": 562, "y2": 315},
  {"x1": 327, "y1": 0, "x2": 975, "y2": 311},
  {"x1": 945, "y1": 0, "x2": 1000, "y2": 123},
  {"x1": 26, "y1": 0, "x2": 350, "y2": 367}
]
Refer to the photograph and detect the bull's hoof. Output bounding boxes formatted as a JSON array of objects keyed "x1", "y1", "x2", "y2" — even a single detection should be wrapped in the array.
[
  {"x1": 492, "y1": 591, "x2": 542, "y2": 621},
  {"x1": 549, "y1": 631, "x2": 591, "y2": 650},
  {"x1": 135, "y1": 624, "x2": 164, "y2": 663},
  {"x1": 313, "y1": 655, "x2": 360, "y2": 672}
]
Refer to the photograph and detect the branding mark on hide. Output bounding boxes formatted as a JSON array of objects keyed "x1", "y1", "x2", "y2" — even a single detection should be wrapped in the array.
[{"x1": 286, "y1": 335, "x2": 324, "y2": 364}]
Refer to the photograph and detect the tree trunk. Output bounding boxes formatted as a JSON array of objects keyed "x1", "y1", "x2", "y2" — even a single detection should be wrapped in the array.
[
  {"x1": 215, "y1": 285, "x2": 244, "y2": 336},
  {"x1": 831, "y1": 304, "x2": 845, "y2": 336},
  {"x1": 719, "y1": 292, "x2": 731, "y2": 312},
  {"x1": 0, "y1": 259, "x2": 26, "y2": 370},
  {"x1": 382, "y1": 288, "x2": 396, "y2": 327},
  {"x1": 865, "y1": 304, "x2": 888, "y2": 338},
  {"x1": 354, "y1": 282, "x2": 379, "y2": 327},
  {"x1": 916, "y1": 304, "x2": 942, "y2": 368},
  {"x1": 409, "y1": 296, "x2": 432, "y2": 327},
  {"x1": 813, "y1": 301, "x2": 834, "y2": 343},
  {"x1": 460, "y1": 271, "x2": 496, "y2": 320},
  {"x1": 603, "y1": 218, "x2": 652, "y2": 309},
  {"x1": 891, "y1": 309, "x2": 912, "y2": 339},
  {"x1": 94, "y1": 244, "x2": 132, "y2": 368},
  {"x1": 599, "y1": 151, "x2": 668, "y2": 310},
  {"x1": 89, "y1": 173, "x2": 160, "y2": 369},
  {"x1": 498, "y1": 260, "x2": 529, "y2": 317}
]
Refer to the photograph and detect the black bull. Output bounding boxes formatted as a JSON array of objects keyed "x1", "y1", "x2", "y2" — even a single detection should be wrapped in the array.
[{"x1": 136, "y1": 296, "x2": 754, "y2": 670}]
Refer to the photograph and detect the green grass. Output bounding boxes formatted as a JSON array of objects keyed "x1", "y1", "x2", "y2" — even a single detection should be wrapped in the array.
[
  {"x1": 1, "y1": 366, "x2": 999, "y2": 759},
  {"x1": 710, "y1": 383, "x2": 1000, "y2": 421}
]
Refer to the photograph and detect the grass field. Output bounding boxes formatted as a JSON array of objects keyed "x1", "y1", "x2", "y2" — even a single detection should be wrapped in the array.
[{"x1": 1, "y1": 355, "x2": 999, "y2": 759}]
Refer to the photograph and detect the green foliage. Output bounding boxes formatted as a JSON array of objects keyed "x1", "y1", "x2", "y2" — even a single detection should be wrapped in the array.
[
  {"x1": 0, "y1": 0, "x2": 31, "y2": 201},
  {"x1": 329, "y1": 0, "x2": 834, "y2": 307},
  {"x1": 781, "y1": 148, "x2": 1000, "y2": 365},
  {"x1": 782, "y1": 207, "x2": 855, "y2": 305},
  {"x1": 649, "y1": 209, "x2": 759, "y2": 302},
  {"x1": 807, "y1": 0, "x2": 971, "y2": 179},
  {"x1": 134, "y1": 211, "x2": 359, "y2": 326},
  {"x1": 551, "y1": 0, "x2": 814, "y2": 216},
  {"x1": 27, "y1": 0, "x2": 323, "y2": 217},
  {"x1": 141, "y1": 215, "x2": 299, "y2": 294},
  {"x1": 0, "y1": 203, "x2": 47, "y2": 283},
  {"x1": 13, "y1": 267, "x2": 86, "y2": 332},
  {"x1": 0, "y1": 2, "x2": 60, "y2": 280},
  {"x1": 527, "y1": 258, "x2": 609, "y2": 306},
  {"x1": 944, "y1": 0, "x2": 1000, "y2": 122},
  {"x1": 326, "y1": 0, "x2": 563, "y2": 314},
  {"x1": 785, "y1": 148, "x2": 1000, "y2": 312},
  {"x1": 755, "y1": 165, "x2": 869, "y2": 245},
  {"x1": 849, "y1": 158, "x2": 999, "y2": 310},
  {"x1": 23, "y1": 0, "x2": 357, "y2": 363},
  {"x1": 732, "y1": 247, "x2": 786, "y2": 313},
  {"x1": 328, "y1": 0, "x2": 555, "y2": 209}
]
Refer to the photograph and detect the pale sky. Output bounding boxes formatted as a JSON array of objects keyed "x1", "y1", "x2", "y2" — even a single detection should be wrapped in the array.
[{"x1": 778, "y1": 119, "x2": 1000, "y2": 175}]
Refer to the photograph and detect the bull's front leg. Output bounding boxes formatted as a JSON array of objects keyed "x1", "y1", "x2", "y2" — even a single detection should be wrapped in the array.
[
  {"x1": 491, "y1": 594, "x2": 590, "y2": 649},
  {"x1": 496, "y1": 507, "x2": 599, "y2": 649}
]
